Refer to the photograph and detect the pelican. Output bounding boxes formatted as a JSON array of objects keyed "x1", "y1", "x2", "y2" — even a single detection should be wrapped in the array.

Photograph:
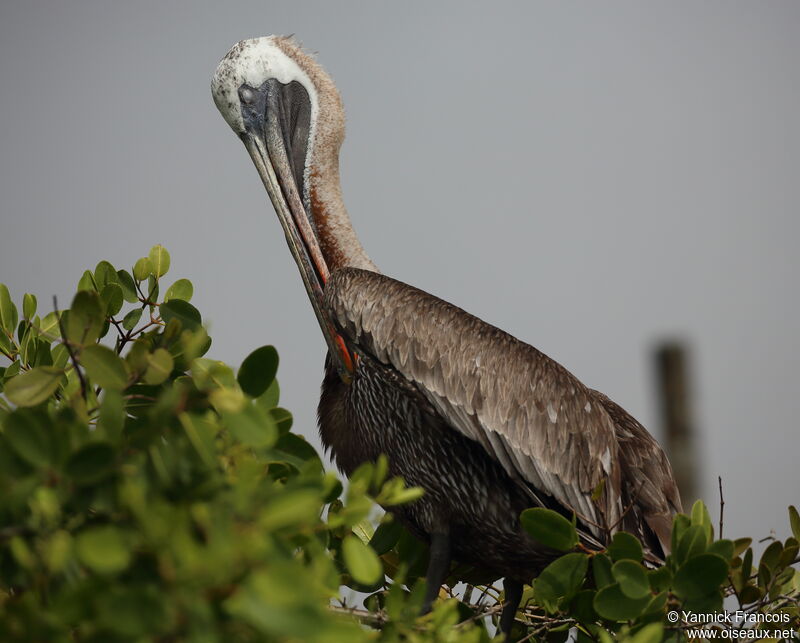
[{"x1": 212, "y1": 36, "x2": 682, "y2": 638}]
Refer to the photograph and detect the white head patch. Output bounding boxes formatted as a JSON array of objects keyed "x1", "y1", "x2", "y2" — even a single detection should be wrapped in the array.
[{"x1": 211, "y1": 36, "x2": 319, "y2": 136}]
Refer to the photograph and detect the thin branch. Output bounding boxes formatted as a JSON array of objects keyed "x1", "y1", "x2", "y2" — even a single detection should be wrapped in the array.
[
  {"x1": 53, "y1": 296, "x2": 86, "y2": 400},
  {"x1": 453, "y1": 602, "x2": 503, "y2": 629},
  {"x1": 0, "y1": 334, "x2": 15, "y2": 361},
  {"x1": 328, "y1": 605, "x2": 387, "y2": 628},
  {"x1": 0, "y1": 525, "x2": 33, "y2": 542},
  {"x1": 718, "y1": 475, "x2": 725, "y2": 539}
]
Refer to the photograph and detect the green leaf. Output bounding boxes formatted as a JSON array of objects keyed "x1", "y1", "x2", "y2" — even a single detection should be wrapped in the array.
[
  {"x1": 178, "y1": 326, "x2": 211, "y2": 364},
  {"x1": 647, "y1": 565, "x2": 672, "y2": 593},
  {"x1": 122, "y1": 308, "x2": 143, "y2": 331},
  {"x1": 758, "y1": 561, "x2": 771, "y2": 588},
  {"x1": 237, "y1": 345, "x2": 279, "y2": 397},
  {"x1": 160, "y1": 299, "x2": 201, "y2": 331},
  {"x1": 3, "y1": 360, "x2": 21, "y2": 379},
  {"x1": 342, "y1": 534, "x2": 383, "y2": 585},
  {"x1": 178, "y1": 412, "x2": 216, "y2": 468},
  {"x1": 192, "y1": 358, "x2": 236, "y2": 389},
  {"x1": 66, "y1": 290, "x2": 104, "y2": 346},
  {"x1": 51, "y1": 344, "x2": 69, "y2": 369},
  {"x1": 77, "y1": 269, "x2": 96, "y2": 292},
  {"x1": 0, "y1": 283, "x2": 15, "y2": 332},
  {"x1": 369, "y1": 519, "x2": 404, "y2": 556},
  {"x1": 733, "y1": 537, "x2": 752, "y2": 558},
  {"x1": 146, "y1": 275, "x2": 160, "y2": 302},
  {"x1": 373, "y1": 453, "x2": 389, "y2": 488},
  {"x1": 223, "y1": 404, "x2": 277, "y2": 448},
  {"x1": 738, "y1": 584, "x2": 761, "y2": 605},
  {"x1": 94, "y1": 260, "x2": 118, "y2": 288},
  {"x1": 760, "y1": 540, "x2": 783, "y2": 571},
  {"x1": 3, "y1": 410, "x2": 52, "y2": 467},
  {"x1": 642, "y1": 591, "x2": 667, "y2": 615},
  {"x1": 81, "y1": 344, "x2": 129, "y2": 390},
  {"x1": 607, "y1": 531, "x2": 643, "y2": 562},
  {"x1": 779, "y1": 540, "x2": 798, "y2": 570},
  {"x1": 628, "y1": 623, "x2": 663, "y2": 643},
  {"x1": 18, "y1": 324, "x2": 34, "y2": 364},
  {"x1": 671, "y1": 513, "x2": 691, "y2": 553},
  {"x1": 148, "y1": 244, "x2": 170, "y2": 277},
  {"x1": 163, "y1": 278, "x2": 193, "y2": 302},
  {"x1": 593, "y1": 582, "x2": 650, "y2": 621},
  {"x1": 133, "y1": 257, "x2": 153, "y2": 281},
  {"x1": 676, "y1": 524, "x2": 707, "y2": 564},
  {"x1": 272, "y1": 432, "x2": 320, "y2": 470},
  {"x1": 4, "y1": 366, "x2": 64, "y2": 407},
  {"x1": 43, "y1": 530, "x2": 72, "y2": 573},
  {"x1": 76, "y1": 526, "x2": 131, "y2": 574},
  {"x1": 100, "y1": 283, "x2": 124, "y2": 317},
  {"x1": 256, "y1": 378, "x2": 280, "y2": 410},
  {"x1": 22, "y1": 293, "x2": 37, "y2": 320},
  {"x1": 210, "y1": 387, "x2": 245, "y2": 413},
  {"x1": 673, "y1": 553, "x2": 729, "y2": 600},
  {"x1": 259, "y1": 489, "x2": 322, "y2": 531},
  {"x1": 31, "y1": 339, "x2": 53, "y2": 367},
  {"x1": 35, "y1": 311, "x2": 60, "y2": 339},
  {"x1": 95, "y1": 586, "x2": 167, "y2": 638},
  {"x1": 742, "y1": 547, "x2": 753, "y2": 579},
  {"x1": 0, "y1": 329, "x2": 14, "y2": 356},
  {"x1": 352, "y1": 519, "x2": 375, "y2": 545},
  {"x1": 790, "y1": 506, "x2": 800, "y2": 542},
  {"x1": 117, "y1": 269, "x2": 138, "y2": 303},
  {"x1": 520, "y1": 508, "x2": 578, "y2": 551},
  {"x1": 690, "y1": 499, "x2": 713, "y2": 542},
  {"x1": 570, "y1": 589, "x2": 598, "y2": 623},
  {"x1": 99, "y1": 389, "x2": 124, "y2": 442},
  {"x1": 144, "y1": 348, "x2": 174, "y2": 385},
  {"x1": 612, "y1": 559, "x2": 650, "y2": 599},
  {"x1": 707, "y1": 538, "x2": 734, "y2": 561},
  {"x1": 533, "y1": 552, "x2": 588, "y2": 603},
  {"x1": 592, "y1": 553, "x2": 614, "y2": 588},
  {"x1": 380, "y1": 481, "x2": 424, "y2": 506},
  {"x1": 65, "y1": 442, "x2": 116, "y2": 484},
  {"x1": 322, "y1": 474, "x2": 343, "y2": 503},
  {"x1": 270, "y1": 407, "x2": 292, "y2": 434}
]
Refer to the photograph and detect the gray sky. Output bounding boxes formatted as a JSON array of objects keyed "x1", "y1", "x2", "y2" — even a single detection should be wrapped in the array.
[{"x1": 1, "y1": 1, "x2": 797, "y2": 545}]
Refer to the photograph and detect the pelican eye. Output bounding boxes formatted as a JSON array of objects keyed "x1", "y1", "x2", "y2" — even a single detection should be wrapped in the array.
[{"x1": 239, "y1": 86, "x2": 256, "y2": 105}]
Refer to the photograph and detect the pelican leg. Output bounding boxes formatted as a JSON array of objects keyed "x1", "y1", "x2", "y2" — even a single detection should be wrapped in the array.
[
  {"x1": 421, "y1": 531, "x2": 451, "y2": 614},
  {"x1": 499, "y1": 578, "x2": 523, "y2": 642}
]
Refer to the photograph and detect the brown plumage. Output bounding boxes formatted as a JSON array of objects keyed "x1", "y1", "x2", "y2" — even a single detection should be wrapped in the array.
[
  {"x1": 212, "y1": 35, "x2": 682, "y2": 640},
  {"x1": 323, "y1": 268, "x2": 680, "y2": 549}
]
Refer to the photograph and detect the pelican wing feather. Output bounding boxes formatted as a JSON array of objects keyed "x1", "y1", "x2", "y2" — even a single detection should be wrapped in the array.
[
  {"x1": 590, "y1": 390, "x2": 682, "y2": 555},
  {"x1": 325, "y1": 268, "x2": 627, "y2": 538}
]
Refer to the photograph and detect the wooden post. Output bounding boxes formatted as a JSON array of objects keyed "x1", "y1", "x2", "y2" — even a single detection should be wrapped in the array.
[{"x1": 654, "y1": 342, "x2": 697, "y2": 505}]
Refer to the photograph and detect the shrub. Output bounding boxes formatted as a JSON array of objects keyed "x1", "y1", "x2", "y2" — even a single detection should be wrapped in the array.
[{"x1": 0, "y1": 246, "x2": 797, "y2": 642}]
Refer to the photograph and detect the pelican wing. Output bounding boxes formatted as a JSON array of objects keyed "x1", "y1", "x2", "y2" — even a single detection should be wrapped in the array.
[
  {"x1": 591, "y1": 390, "x2": 682, "y2": 555},
  {"x1": 325, "y1": 268, "x2": 624, "y2": 536}
]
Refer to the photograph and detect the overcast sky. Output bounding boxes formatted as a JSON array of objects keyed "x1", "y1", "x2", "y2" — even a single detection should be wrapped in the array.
[{"x1": 1, "y1": 1, "x2": 797, "y2": 544}]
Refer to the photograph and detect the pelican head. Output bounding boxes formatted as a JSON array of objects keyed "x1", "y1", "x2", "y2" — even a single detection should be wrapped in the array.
[
  {"x1": 212, "y1": 37, "x2": 341, "y2": 216},
  {"x1": 212, "y1": 36, "x2": 375, "y2": 379}
]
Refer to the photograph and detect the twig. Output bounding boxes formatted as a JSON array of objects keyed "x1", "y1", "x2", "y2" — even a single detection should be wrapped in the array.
[
  {"x1": 328, "y1": 605, "x2": 388, "y2": 628},
  {"x1": 0, "y1": 525, "x2": 33, "y2": 542},
  {"x1": 718, "y1": 475, "x2": 725, "y2": 539},
  {"x1": 453, "y1": 602, "x2": 503, "y2": 629},
  {"x1": 53, "y1": 296, "x2": 86, "y2": 400},
  {"x1": 517, "y1": 617, "x2": 575, "y2": 642}
]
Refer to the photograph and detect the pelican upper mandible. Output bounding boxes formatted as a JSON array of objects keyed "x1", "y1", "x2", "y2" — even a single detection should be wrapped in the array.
[{"x1": 212, "y1": 36, "x2": 682, "y2": 640}]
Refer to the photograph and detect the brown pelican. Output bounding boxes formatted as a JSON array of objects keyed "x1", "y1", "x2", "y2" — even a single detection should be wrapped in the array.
[{"x1": 212, "y1": 36, "x2": 682, "y2": 638}]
